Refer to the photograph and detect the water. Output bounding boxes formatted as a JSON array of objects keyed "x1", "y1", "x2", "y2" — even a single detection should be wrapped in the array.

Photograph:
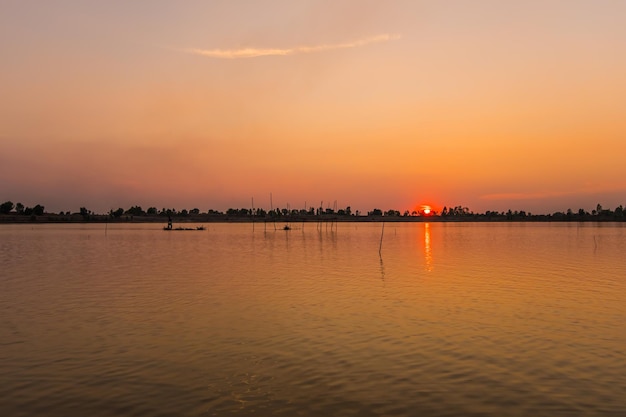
[{"x1": 1, "y1": 222, "x2": 625, "y2": 416}]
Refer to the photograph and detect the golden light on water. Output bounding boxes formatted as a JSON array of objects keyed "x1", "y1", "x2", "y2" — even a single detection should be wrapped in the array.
[{"x1": 424, "y1": 223, "x2": 433, "y2": 272}]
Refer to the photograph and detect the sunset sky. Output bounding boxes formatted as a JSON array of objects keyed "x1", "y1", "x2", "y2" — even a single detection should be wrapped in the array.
[{"x1": 1, "y1": 1, "x2": 625, "y2": 215}]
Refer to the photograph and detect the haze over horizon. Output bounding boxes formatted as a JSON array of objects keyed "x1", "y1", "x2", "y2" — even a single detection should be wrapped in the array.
[{"x1": 2, "y1": 1, "x2": 625, "y2": 215}]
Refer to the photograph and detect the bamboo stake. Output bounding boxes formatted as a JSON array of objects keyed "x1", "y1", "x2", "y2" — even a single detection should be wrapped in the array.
[{"x1": 379, "y1": 222, "x2": 385, "y2": 256}]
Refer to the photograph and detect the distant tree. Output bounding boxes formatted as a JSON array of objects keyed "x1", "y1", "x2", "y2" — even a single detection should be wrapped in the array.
[
  {"x1": 79, "y1": 207, "x2": 89, "y2": 217},
  {"x1": 33, "y1": 204, "x2": 44, "y2": 216},
  {"x1": 125, "y1": 206, "x2": 145, "y2": 216},
  {"x1": 0, "y1": 201, "x2": 14, "y2": 214},
  {"x1": 345, "y1": 206, "x2": 352, "y2": 216},
  {"x1": 112, "y1": 208, "x2": 124, "y2": 218},
  {"x1": 189, "y1": 208, "x2": 200, "y2": 215},
  {"x1": 369, "y1": 208, "x2": 383, "y2": 216},
  {"x1": 15, "y1": 202, "x2": 24, "y2": 214},
  {"x1": 147, "y1": 207, "x2": 158, "y2": 215}
]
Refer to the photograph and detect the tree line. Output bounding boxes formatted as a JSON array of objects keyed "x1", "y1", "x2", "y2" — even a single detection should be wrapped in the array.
[
  {"x1": 0, "y1": 201, "x2": 45, "y2": 216},
  {"x1": 1, "y1": 200, "x2": 625, "y2": 221}
]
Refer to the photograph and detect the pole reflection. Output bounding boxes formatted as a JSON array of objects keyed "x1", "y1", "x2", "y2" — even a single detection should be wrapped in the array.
[{"x1": 424, "y1": 223, "x2": 433, "y2": 271}]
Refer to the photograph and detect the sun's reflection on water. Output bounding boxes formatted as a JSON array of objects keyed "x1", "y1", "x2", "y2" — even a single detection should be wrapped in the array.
[{"x1": 424, "y1": 223, "x2": 433, "y2": 271}]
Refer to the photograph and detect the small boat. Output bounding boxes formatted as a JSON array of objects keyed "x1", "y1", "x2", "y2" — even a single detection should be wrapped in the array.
[
  {"x1": 283, "y1": 225, "x2": 291, "y2": 230},
  {"x1": 163, "y1": 225, "x2": 206, "y2": 231}
]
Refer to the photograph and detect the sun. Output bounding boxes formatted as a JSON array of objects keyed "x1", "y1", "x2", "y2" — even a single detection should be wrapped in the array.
[{"x1": 420, "y1": 205, "x2": 432, "y2": 216}]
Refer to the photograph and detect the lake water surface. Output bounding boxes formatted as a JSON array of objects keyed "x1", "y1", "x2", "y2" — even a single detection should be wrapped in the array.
[{"x1": 1, "y1": 222, "x2": 625, "y2": 416}]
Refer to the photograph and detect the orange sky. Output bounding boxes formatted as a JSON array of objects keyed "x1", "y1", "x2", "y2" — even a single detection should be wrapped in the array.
[{"x1": 1, "y1": 1, "x2": 625, "y2": 214}]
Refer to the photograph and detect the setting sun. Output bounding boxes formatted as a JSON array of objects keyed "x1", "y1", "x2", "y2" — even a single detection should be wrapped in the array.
[{"x1": 421, "y1": 205, "x2": 432, "y2": 215}]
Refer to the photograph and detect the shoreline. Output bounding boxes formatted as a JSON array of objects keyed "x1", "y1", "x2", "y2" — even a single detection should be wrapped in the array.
[{"x1": 1, "y1": 214, "x2": 624, "y2": 224}]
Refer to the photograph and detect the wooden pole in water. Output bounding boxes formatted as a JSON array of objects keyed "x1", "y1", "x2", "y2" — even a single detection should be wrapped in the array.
[
  {"x1": 270, "y1": 192, "x2": 276, "y2": 230},
  {"x1": 379, "y1": 222, "x2": 385, "y2": 256}
]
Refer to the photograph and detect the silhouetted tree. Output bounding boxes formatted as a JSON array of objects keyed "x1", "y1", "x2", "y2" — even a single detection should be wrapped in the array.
[
  {"x1": 33, "y1": 204, "x2": 44, "y2": 216},
  {"x1": 0, "y1": 201, "x2": 14, "y2": 214},
  {"x1": 147, "y1": 207, "x2": 158, "y2": 215},
  {"x1": 369, "y1": 208, "x2": 383, "y2": 216},
  {"x1": 125, "y1": 206, "x2": 145, "y2": 216},
  {"x1": 15, "y1": 202, "x2": 24, "y2": 214}
]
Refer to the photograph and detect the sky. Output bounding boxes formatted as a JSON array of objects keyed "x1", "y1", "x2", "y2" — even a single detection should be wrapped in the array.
[{"x1": 1, "y1": 0, "x2": 625, "y2": 215}]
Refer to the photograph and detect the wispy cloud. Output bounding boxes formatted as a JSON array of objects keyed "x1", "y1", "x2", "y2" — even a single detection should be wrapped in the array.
[
  {"x1": 480, "y1": 191, "x2": 574, "y2": 201},
  {"x1": 184, "y1": 34, "x2": 401, "y2": 59},
  {"x1": 480, "y1": 183, "x2": 626, "y2": 201}
]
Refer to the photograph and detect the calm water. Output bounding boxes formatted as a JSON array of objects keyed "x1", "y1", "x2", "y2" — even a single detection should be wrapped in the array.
[{"x1": 1, "y1": 222, "x2": 625, "y2": 416}]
